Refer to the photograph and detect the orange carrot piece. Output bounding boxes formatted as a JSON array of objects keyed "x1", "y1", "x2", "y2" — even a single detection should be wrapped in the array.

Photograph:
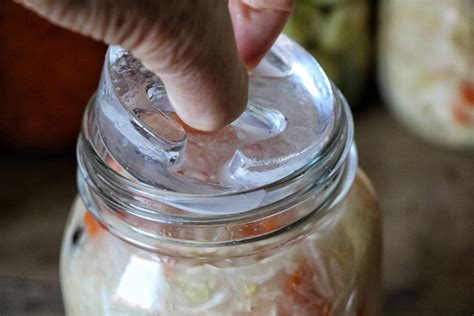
[
  {"x1": 241, "y1": 223, "x2": 257, "y2": 236},
  {"x1": 284, "y1": 263, "x2": 333, "y2": 314},
  {"x1": 452, "y1": 105, "x2": 470, "y2": 125},
  {"x1": 241, "y1": 217, "x2": 280, "y2": 237},
  {"x1": 460, "y1": 80, "x2": 474, "y2": 106},
  {"x1": 261, "y1": 217, "x2": 280, "y2": 232},
  {"x1": 84, "y1": 211, "x2": 102, "y2": 236},
  {"x1": 285, "y1": 265, "x2": 306, "y2": 295}
]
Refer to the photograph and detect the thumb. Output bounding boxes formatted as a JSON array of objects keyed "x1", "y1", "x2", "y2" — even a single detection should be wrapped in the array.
[{"x1": 16, "y1": 0, "x2": 248, "y2": 131}]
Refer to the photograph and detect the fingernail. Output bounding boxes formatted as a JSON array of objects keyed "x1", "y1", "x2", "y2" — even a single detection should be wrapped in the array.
[{"x1": 242, "y1": 0, "x2": 294, "y2": 12}]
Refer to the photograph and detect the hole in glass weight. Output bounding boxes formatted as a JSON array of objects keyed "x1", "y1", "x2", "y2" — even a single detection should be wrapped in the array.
[{"x1": 142, "y1": 82, "x2": 289, "y2": 190}]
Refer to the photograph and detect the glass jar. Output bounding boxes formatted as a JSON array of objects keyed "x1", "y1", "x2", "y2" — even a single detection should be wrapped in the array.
[
  {"x1": 378, "y1": 0, "x2": 474, "y2": 148},
  {"x1": 60, "y1": 35, "x2": 381, "y2": 315},
  {"x1": 284, "y1": 0, "x2": 373, "y2": 105}
]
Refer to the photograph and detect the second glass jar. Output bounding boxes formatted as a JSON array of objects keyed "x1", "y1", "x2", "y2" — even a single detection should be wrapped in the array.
[{"x1": 378, "y1": 0, "x2": 474, "y2": 148}]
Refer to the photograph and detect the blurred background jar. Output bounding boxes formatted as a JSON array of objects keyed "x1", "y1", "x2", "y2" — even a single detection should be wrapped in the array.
[
  {"x1": 284, "y1": 0, "x2": 373, "y2": 105},
  {"x1": 0, "y1": 2, "x2": 106, "y2": 151},
  {"x1": 378, "y1": 0, "x2": 473, "y2": 149}
]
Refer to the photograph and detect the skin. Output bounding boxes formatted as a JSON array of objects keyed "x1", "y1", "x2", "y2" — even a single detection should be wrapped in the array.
[{"x1": 16, "y1": 0, "x2": 294, "y2": 131}]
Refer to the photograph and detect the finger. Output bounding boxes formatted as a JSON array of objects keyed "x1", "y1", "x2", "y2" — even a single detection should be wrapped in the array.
[
  {"x1": 16, "y1": 0, "x2": 248, "y2": 131},
  {"x1": 229, "y1": 0, "x2": 294, "y2": 68}
]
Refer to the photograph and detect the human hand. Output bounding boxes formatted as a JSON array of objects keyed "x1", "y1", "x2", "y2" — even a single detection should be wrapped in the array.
[{"x1": 17, "y1": 0, "x2": 294, "y2": 131}]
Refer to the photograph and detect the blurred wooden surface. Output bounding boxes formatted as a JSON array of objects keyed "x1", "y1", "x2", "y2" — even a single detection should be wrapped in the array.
[
  {"x1": 0, "y1": 277, "x2": 63, "y2": 316},
  {"x1": 0, "y1": 102, "x2": 473, "y2": 315}
]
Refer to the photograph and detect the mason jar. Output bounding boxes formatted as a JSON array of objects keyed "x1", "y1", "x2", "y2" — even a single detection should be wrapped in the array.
[
  {"x1": 378, "y1": 0, "x2": 474, "y2": 148},
  {"x1": 60, "y1": 35, "x2": 381, "y2": 315},
  {"x1": 284, "y1": 0, "x2": 373, "y2": 105}
]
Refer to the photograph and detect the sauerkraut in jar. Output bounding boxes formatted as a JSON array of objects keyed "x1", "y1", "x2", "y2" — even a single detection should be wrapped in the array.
[
  {"x1": 285, "y1": 0, "x2": 372, "y2": 105},
  {"x1": 60, "y1": 35, "x2": 381, "y2": 315},
  {"x1": 378, "y1": 0, "x2": 474, "y2": 148}
]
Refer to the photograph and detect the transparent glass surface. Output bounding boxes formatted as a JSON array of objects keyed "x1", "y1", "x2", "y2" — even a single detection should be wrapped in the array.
[
  {"x1": 378, "y1": 0, "x2": 474, "y2": 149},
  {"x1": 61, "y1": 170, "x2": 380, "y2": 316}
]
